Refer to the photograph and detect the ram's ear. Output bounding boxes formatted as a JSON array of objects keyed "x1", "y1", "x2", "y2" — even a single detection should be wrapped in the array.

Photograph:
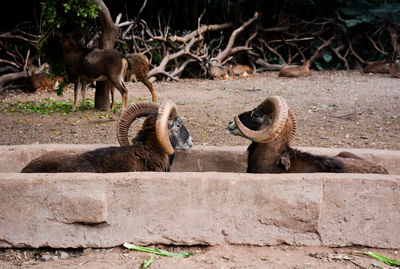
[{"x1": 276, "y1": 152, "x2": 291, "y2": 171}]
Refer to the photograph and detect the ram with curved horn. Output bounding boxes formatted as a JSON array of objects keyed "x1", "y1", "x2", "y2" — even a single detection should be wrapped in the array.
[
  {"x1": 21, "y1": 100, "x2": 193, "y2": 173},
  {"x1": 228, "y1": 96, "x2": 387, "y2": 174}
]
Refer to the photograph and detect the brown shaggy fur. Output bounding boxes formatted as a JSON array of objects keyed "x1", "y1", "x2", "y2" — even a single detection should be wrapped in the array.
[
  {"x1": 233, "y1": 102, "x2": 388, "y2": 174},
  {"x1": 123, "y1": 53, "x2": 157, "y2": 102},
  {"x1": 21, "y1": 116, "x2": 170, "y2": 173}
]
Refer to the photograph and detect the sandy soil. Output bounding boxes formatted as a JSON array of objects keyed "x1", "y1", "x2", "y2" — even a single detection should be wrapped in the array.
[
  {"x1": 1, "y1": 245, "x2": 399, "y2": 268},
  {"x1": 0, "y1": 70, "x2": 399, "y2": 268},
  {"x1": 1, "y1": 70, "x2": 399, "y2": 150}
]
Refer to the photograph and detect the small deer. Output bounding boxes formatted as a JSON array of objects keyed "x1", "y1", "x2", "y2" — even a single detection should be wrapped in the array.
[
  {"x1": 227, "y1": 64, "x2": 254, "y2": 78},
  {"x1": 208, "y1": 64, "x2": 230, "y2": 80},
  {"x1": 123, "y1": 53, "x2": 157, "y2": 103},
  {"x1": 279, "y1": 59, "x2": 311, "y2": 78},
  {"x1": 60, "y1": 36, "x2": 130, "y2": 111},
  {"x1": 390, "y1": 57, "x2": 400, "y2": 78},
  {"x1": 363, "y1": 62, "x2": 391, "y2": 74},
  {"x1": 26, "y1": 72, "x2": 64, "y2": 92}
]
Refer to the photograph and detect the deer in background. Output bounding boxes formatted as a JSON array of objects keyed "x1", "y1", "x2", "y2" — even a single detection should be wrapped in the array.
[
  {"x1": 26, "y1": 72, "x2": 64, "y2": 92},
  {"x1": 279, "y1": 36, "x2": 335, "y2": 78},
  {"x1": 279, "y1": 59, "x2": 311, "y2": 77},
  {"x1": 363, "y1": 61, "x2": 391, "y2": 74},
  {"x1": 206, "y1": 60, "x2": 253, "y2": 80},
  {"x1": 123, "y1": 53, "x2": 157, "y2": 102},
  {"x1": 227, "y1": 64, "x2": 254, "y2": 78},
  {"x1": 390, "y1": 57, "x2": 400, "y2": 78},
  {"x1": 60, "y1": 36, "x2": 130, "y2": 111}
]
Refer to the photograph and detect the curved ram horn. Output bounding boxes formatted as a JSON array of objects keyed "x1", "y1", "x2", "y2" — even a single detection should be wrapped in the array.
[
  {"x1": 116, "y1": 102, "x2": 159, "y2": 146},
  {"x1": 288, "y1": 108, "x2": 297, "y2": 145},
  {"x1": 234, "y1": 95, "x2": 289, "y2": 143},
  {"x1": 156, "y1": 99, "x2": 178, "y2": 155}
]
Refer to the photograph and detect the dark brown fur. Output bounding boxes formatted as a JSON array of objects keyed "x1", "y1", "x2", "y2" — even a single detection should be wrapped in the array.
[
  {"x1": 247, "y1": 140, "x2": 388, "y2": 174},
  {"x1": 21, "y1": 116, "x2": 169, "y2": 173},
  {"x1": 60, "y1": 36, "x2": 129, "y2": 110},
  {"x1": 232, "y1": 103, "x2": 388, "y2": 174}
]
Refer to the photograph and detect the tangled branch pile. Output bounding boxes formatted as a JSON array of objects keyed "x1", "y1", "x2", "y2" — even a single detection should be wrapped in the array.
[{"x1": 0, "y1": 1, "x2": 399, "y2": 93}]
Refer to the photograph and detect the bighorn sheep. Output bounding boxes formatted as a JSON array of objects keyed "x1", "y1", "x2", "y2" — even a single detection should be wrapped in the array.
[
  {"x1": 26, "y1": 72, "x2": 64, "y2": 92},
  {"x1": 363, "y1": 61, "x2": 391, "y2": 74},
  {"x1": 228, "y1": 96, "x2": 388, "y2": 174},
  {"x1": 279, "y1": 59, "x2": 311, "y2": 77},
  {"x1": 21, "y1": 100, "x2": 193, "y2": 173},
  {"x1": 60, "y1": 36, "x2": 157, "y2": 111}
]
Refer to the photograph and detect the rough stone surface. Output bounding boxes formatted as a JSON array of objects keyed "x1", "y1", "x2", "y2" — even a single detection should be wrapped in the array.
[
  {"x1": 319, "y1": 175, "x2": 400, "y2": 248},
  {"x1": 0, "y1": 145, "x2": 399, "y2": 248},
  {"x1": 0, "y1": 172, "x2": 399, "y2": 249}
]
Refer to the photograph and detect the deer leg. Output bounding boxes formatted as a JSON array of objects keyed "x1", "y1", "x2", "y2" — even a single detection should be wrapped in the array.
[
  {"x1": 110, "y1": 87, "x2": 115, "y2": 109},
  {"x1": 72, "y1": 79, "x2": 80, "y2": 111},
  {"x1": 111, "y1": 81, "x2": 128, "y2": 111},
  {"x1": 81, "y1": 81, "x2": 87, "y2": 109},
  {"x1": 142, "y1": 79, "x2": 157, "y2": 102}
]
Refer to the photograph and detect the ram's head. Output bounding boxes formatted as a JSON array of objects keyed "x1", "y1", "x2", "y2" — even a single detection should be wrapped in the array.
[
  {"x1": 228, "y1": 96, "x2": 297, "y2": 144},
  {"x1": 117, "y1": 100, "x2": 193, "y2": 155}
]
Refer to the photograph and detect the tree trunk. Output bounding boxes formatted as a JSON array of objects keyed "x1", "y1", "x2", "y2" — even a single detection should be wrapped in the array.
[
  {"x1": 92, "y1": 0, "x2": 119, "y2": 111},
  {"x1": 0, "y1": 72, "x2": 29, "y2": 93}
]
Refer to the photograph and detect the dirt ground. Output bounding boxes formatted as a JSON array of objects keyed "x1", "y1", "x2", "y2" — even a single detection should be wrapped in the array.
[
  {"x1": 0, "y1": 70, "x2": 399, "y2": 268},
  {"x1": 1, "y1": 70, "x2": 399, "y2": 149},
  {"x1": 1, "y1": 245, "x2": 399, "y2": 269}
]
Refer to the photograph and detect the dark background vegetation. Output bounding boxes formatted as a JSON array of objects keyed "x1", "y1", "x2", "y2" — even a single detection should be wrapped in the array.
[{"x1": 0, "y1": 0, "x2": 399, "y2": 96}]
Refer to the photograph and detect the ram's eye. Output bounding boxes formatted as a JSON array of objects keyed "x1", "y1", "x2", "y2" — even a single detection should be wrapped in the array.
[{"x1": 251, "y1": 111, "x2": 262, "y2": 119}]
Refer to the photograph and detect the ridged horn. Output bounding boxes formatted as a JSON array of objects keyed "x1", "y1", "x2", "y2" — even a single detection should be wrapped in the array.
[
  {"x1": 234, "y1": 96, "x2": 289, "y2": 143},
  {"x1": 116, "y1": 102, "x2": 159, "y2": 146},
  {"x1": 288, "y1": 108, "x2": 297, "y2": 145},
  {"x1": 156, "y1": 99, "x2": 178, "y2": 155}
]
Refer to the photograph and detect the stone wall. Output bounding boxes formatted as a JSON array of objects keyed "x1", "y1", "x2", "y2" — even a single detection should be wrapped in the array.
[{"x1": 0, "y1": 145, "x2": 399, "y2": 248}]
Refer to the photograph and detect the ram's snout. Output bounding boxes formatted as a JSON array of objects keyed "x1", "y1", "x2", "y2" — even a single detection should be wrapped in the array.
[{"x1": 228, "y1": 120, "x2": 241, "y2": 136}]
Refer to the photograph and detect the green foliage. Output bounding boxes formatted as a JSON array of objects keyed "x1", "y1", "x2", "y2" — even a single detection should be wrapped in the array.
[
  {"x1": 267, "y1": 57, "x2": 283, "y2": 65},
  {"x1": 314, "y1": 54, "x2": 333, "y2": 71},
  {"x1": 365, "y1": 252, "x2": 400, "y2": 267},
  {"x1": 123, "y1": 243, "x2": 194, "y2": 258},
  {"x1": 340, "y1": 0, "x2": 400, "y2": 28},
  {"x1": 55, "y1": 79, "x2": 68, "y2": 96},
  {"x1": 140, "y1": 255, "x2": 155, "y2": 269},
  {"x1": 38, "y1": 0, "x2": 101, "y2": 90},
  {"x1": 1, "y1": 98, "x2": 95, "y2": 115},
  {"x1": 40, "y1": 0, "x2": 100, "y2": 44}
]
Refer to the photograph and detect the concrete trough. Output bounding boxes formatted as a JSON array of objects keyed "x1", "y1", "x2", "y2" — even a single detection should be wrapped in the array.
[{"x1": 0, "y1": 144, "x2": 399, "y2": 249}]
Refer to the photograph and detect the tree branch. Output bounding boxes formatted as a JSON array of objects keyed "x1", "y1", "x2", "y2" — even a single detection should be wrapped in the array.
[{"x1": 213, "y1": 12, "x2": 259, "y2": 63}]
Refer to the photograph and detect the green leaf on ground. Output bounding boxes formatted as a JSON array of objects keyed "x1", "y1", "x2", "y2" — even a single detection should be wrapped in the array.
[
  {"x1": 140, "y1": 255, "x2": 155, "y2": 268},
  {"x1": 123, "y1": 243, "x2": 193, "y2": 258},
  {"x1": 365, "y1": 251, "x2": 400, "y2": 267}
]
